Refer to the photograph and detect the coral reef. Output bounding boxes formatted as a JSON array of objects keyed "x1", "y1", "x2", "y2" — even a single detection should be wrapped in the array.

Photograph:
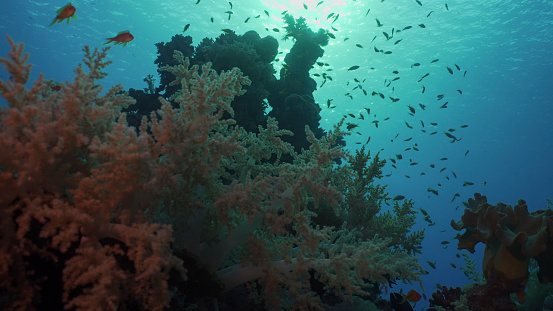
[
  {"x1": 428, "y1": 286, "x2": 463, "y2": 310},
  {"x1": 451, "y1": 193, "x2": 553, "y2": 303},
  {"x1": 0, "y1": 36, "x2": 424, "y2": 311}
]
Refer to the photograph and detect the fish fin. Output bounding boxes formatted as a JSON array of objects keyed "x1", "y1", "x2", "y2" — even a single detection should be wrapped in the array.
[
  {"x1": 71, "y1": 15, "x2": 77, "y2": 20},
  {"x1": 56, "y1": 3, "x2": 72, "y2": 15},
  {"x1": 116, "y1": 30, "x2": 131, "y2": 36},
  {"x1": 48, "y1": 18, "x2": 58, "y2": 26}
]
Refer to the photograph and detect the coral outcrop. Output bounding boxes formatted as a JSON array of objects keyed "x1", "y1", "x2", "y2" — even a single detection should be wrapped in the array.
[{"x1": 451, "y1": 193, "x2": 553, "y2": 302}]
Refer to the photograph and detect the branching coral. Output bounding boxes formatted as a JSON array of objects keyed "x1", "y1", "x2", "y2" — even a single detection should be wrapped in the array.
[
  {"x1": 0, "y1": 36, "x2": 424, "y2": 311},
  {"x1": 0, "y1": 36, "x2": 183, "y2": 311}
]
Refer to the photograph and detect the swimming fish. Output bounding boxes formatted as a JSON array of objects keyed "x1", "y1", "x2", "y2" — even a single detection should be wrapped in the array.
[
  {"x1": 347, "y1": 65, "x2": 360, "y2": 71},
  {"x1": 49, "y1": 3, "x2": 77, "y2": 26},
  {"x1": 104, "y1": 30, "x2": 134, "y2": 47},
  {"x1": 401, "y1": 289, "x2": 422, "y2": 303},
  {"x1": 183, "y1": 23, "x2": 190, "y2": 32}
]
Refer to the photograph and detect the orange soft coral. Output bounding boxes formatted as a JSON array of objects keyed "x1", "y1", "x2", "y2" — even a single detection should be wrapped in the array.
[{"x1": 451, "y1": 193, "x2": 553, "y2": 302}]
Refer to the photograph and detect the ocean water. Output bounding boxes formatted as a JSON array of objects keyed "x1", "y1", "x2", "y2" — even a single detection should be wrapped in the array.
[{"x1": 1, "y1": 0, "x2": 552, "y2": 309}]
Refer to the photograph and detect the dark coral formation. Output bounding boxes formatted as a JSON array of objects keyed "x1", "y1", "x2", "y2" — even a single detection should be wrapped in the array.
[
  {"x1": 125, "y1": 17, "x2": 333, "y2": 152},
  {"x1": 451, "y1": 193, "x2": 553, "y2": 302},
  {"x1": 267, "y1": 14, "x2": 330, "y2": 152},
  {"x1": 428, "y1": 286, "x2": 462, "y2": 310}
]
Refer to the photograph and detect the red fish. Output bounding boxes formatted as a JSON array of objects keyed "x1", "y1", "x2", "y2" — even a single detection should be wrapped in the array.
[
  {"x1": 401, "y1": 289, "x2": 422, "y2": 304},
  {"x1": 104, "y1": 30, "x2": 134, "y2": 47},
  {"x1": 49, "y1": 3, "x2": 77, "y2": 26}
]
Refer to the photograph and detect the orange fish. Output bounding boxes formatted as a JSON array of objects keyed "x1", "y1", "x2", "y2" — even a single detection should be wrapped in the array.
[
  {"x1": 49, "y1": 3, "x2": 77, "y2": 26},
  {"x1": 401, "y1": 289, "x2": 422, "y2": 304},
  {"x1": 104, "y1": 30, "x2": 134, "y2": 47}
]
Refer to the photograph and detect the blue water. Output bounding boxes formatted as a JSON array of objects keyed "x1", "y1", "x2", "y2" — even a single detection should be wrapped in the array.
[{"x1": 2, "y1": 0, "x2": 552, "y2": 309}]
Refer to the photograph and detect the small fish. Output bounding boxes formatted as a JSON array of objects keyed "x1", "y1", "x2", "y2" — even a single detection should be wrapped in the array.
[
  {"x1": 104, "y1": 30, "x2": 134, "y2": 47},
  {"x1": 445, "y1": 3, "x2": 449, "y2": 10},
  {"x1": 225, "y1": 10, "x2": 234, "y2": 20},
  {"x1": 451, "y1": 263, "x2": 456, "y2": 268},
  {"x1": 229, "y1": 1, "x2": 233, "y2": 9},
  {"x1": 347, "y1": 65, "x2": 359, "y2": 71},
  {"x1": 427, "y1": 260, "x2": 437, "y2": 269},
  {"x1": 441, "y1": 241, "x2": 450, "y2": 245},
  {"x1": 446, "y1": 67, "x2": 454, "y2": 74},
  {"x1": 316, "y1": 1, "x2": 324, "y2": 7},
  {"x1": 401, "y1": 289, "x2": 422, "y2": 303},
  {"x1": 383, "y1": 32, "x2": 390, "y2": 40},
  {"x1": 364, "y1": 8, "x2": 371, "y2": 17},
  {"x1": 415, "y1": 0, "x2": 423, "y2": 6},
  {"x1": 444, "y1": 132, "x2": 457, "y2": 140},
  {"x1": 418, "y1": 73, "x2": 430, "y2": 82},
  {"x1": 244, "y1": 17, "x2": 250, "y2": 23},
  {"x1": 303, "y1": 3, "x2": 308, "y2": 9},
  {"x1": 183, "y1": 23, "x2": 190, "y2": 32},
  {"x1": 403, "y1": 25, "x2": 412, "y2": 30},
  {"x1": 427, "y1": 11, "x2": 434, "y2": 17},
  {"x1": 430, "y1": 164, "x2": 435, "y2": 168},
  {"x1": 346, "y1": 123, "x2": 359, "y2": 131},
  {"x1": 419, "y1": 208, "x2": 428, "y2": 216},
  {"x1": 463, "y1": 181, "x2": 474, "y2": 186},
  {"x1": 221, "y1": 28, "x2": 234, "y2": 34},
  {"x1": 394, "y1": 39, "x2": 403, "y2": 45},
  {"x1": 404, "y1": 137, "x2": 413, "y2": 141},
  {"x1": 427, "y1": 188, "x2": 439, "y2": 196},
  {"x1": 440, "y1": 157, "x2": 448, "y2": 161},
  {"x1": 451, "y1": 193, "x2": 460, "y2": 202},
  {"x1": 440, "y1": 102, "x2": 448, "y2": 109},
  {"x1": 372, "y1": 120, "x2": 379, "y2": 128},
  {"x1": 405, "y1": 121, "x2": 413, "y2": 129},
  {"x1": 431, "y1": 58, "x2": 439, "y2": 63},
  {"x1": 272, "y1": 28, "x2": 280, "y2": 32},
  {"x1": 49, "y1": 2, "x2": 77, "y2": 26},
  {"x1": 195, "y1": 0, "x2": 201, "y2": 3},
  {"x1": 356, "y1": 44, "x2": 363, "y2": 48},
  {"x1": 376, "y1": 18, "x2": 383, "y2": 27},
  {"x1": 464, "y1": 70, "x2": 467, "y2": 77},
  {"x1": 210, "y1": 17, "x2": 214, "y2": 22},
  {"x1": 465, "y1": 149, "x2": 470, "y2": 157},
  {"x1": 393, "y1": 195, "x2": 406, "y2": 200},
  {"x1": 452, "y1": 171, "x2": 457, "y2": 178},
  {"x1": 460, "y1": 124, "x2": 468, "y2": 128},
  {"x1": 264, "y1": 10, "x2": 269, "y2": 17},
  {"x1": 419, "y1": 24, "x2": 426, "y2": 28},
  {"x1": 411, "y1": 62, "x2": 421, "y2": 68}
]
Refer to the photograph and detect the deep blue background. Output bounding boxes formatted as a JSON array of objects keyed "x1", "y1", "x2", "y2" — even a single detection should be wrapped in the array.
[{"x1": 1, "y1": 0, "x2": 552, "y2": 308}]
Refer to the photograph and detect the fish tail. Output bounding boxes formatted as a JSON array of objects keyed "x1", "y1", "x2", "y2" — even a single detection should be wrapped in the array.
[
  {"x1": 48, "y1": 18, "x2": 58, "y2": 27},
  {"x1": 104, "y1": 39, "x2": 113, "y2": 45}
]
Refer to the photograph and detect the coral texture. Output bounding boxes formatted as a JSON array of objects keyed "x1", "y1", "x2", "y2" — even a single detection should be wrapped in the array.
[
  {"x1": 1, "y1": 36, "x2": 423, "y2": 311},
  {"x1": 451, "y1": 193, "x2": 553, "y2": 302}
]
